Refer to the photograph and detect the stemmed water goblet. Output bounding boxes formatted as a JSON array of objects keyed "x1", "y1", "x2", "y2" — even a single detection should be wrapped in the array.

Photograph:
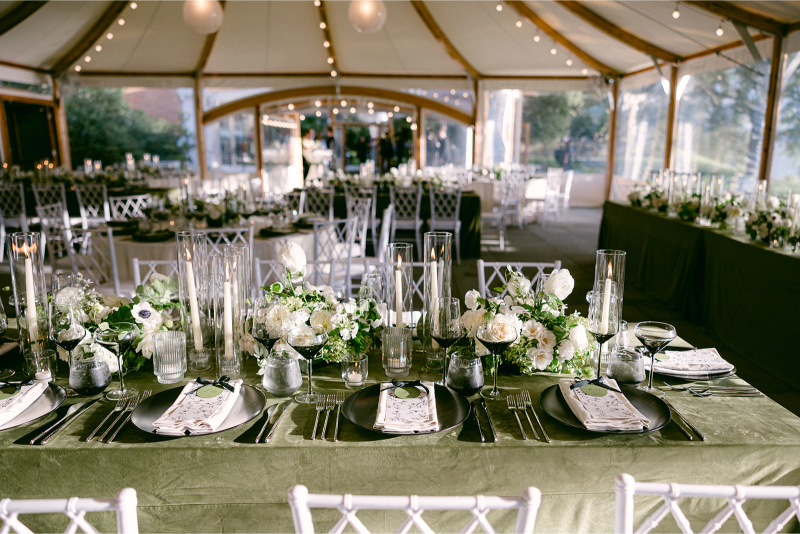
[
  {"x1": 94, "y1": 323, "x2": 140, "y2": 401},
  {"x1": 430, "y1": 297, "x2": 464, "y2": 386},
  {"x1": 49, "y1": 302, "x2": 88, "y2": 396},
  {"x1": 476, "y1": 322, "x2": 518, "y2": 400},
  {"x1": 287, "y1": 325, "x2": 329, "y2": 404},
  {"x1": 634, "y1": 321, "x2": 677, "y2": 393},
  {"x1": 586, "y1": 291, "x2": 620, "y2": 380}
]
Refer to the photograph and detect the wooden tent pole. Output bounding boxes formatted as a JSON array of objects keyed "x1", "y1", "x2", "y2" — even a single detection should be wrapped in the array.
[
  {"x1": 760, "y1": 36, "x2": 785, "y2": 190},
  {"x1": 664, "y1": 65, "x2": 679, "y2": 170},
  {"x1": 604, "y1": 79, "x2": 619, "y2": 200}
]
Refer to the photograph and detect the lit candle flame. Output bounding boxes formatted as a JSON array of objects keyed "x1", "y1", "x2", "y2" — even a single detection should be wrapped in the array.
[
  {"x1": 607, "y1": 261, "x2": 612, "y2": 278},
  {"x1": 431, "y1": 248, "x2": 436, "y2": 261},
  {"x1": 13, "y1": 242, "x2": 37, "y2": 257},
  {"x1": 397, "y1": 254, "x2": 402, "y2": 269}
]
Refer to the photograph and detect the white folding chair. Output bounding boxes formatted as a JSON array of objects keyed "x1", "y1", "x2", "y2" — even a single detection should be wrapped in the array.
[
  {"x1": 32, "y1": 183, "x2": 72, "y2": 225},
  {"x1": 0, "y1": 183, "x2": 29, "y2": 260},
  {"x1": 389, "y1": 185, "x2": 423, "y2": 260},
  {"x1": 132, "y1": 258, "x2": 179, "y2": 288},
  {"x1": 75, "y1": 184, "x2": 111, "y2": 229},
  {"x1": 304, "y1": 187, "x2": 334, "y2": 221},
  {"x1": 452, "y1": 168, "x2": 473, "y2": 190},
  {"x1": 345, "y1": 195, "x2": 372, "y2": 258},
  {"x1": 288, "y1": 485, "x2": 541, "y2": 534},
  {"x1": 429, "y1": 186, "x2": 462, "y2": 265},
  {"x1": 67, "y1": 228, "x2": 121, "y2": 296},
  {"x1": 313, "y1": 217, "x2": 358, "y2": 296},
  {"x1": 345, "y1": 185, "x2": 379, "y2": 252},
  {"x1": 558, "y1": 170, "x2": 574, "y2": 210},
  {"x1": 255, "y1": 259, "x2": 285, "y2": 297},
  {"x1": 109, "y1": 195, "x2": 148, "y2": 220},
  {"x1": 541, "y1": 172, "x2": 563, "y2": 228},
  {"x1": 502, "y1": 171, "x2": 526, "y2": 229},
  {"x1": 191, "y1": 227, "x2": 255, "y2": 264},
  {"x1": 477, "y1": 260, "x2": 562, "y2": 299},
  {"x1": 285, "y1": 191, "x2": 305, "y2": 214},
  {"x1": 36, "y1": 203, "x2": 72, "y2": 270},
  {"x1": 615, "y1": 473, "x2": 800, "y2": 534},
  {"x1": 481, "y1": 180, "x2": 515, "y2": 252}
]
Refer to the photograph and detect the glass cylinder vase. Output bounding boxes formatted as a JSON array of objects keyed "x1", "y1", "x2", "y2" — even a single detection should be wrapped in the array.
[
  {"x1": 593, "y1": 250, "x2": 626, "y2": 319},
  {"x1": 211, "y1": 250, "x2": 243, "y2": 379},
  {"x1": 176, "y1": 232, "x2": 211, "y2": 371},
  {"x1": 421, "y1": 232, "x2": 452, "y2": 370},
  {"x1": 386, "y1": 243, "x2": 413, "y2": 329},
  {"x1": 223, "y1": 243, "x2": 251, "y2": 357},
  {"x1": 7, "y1": 233, "x2": 47, "y2": 354}
]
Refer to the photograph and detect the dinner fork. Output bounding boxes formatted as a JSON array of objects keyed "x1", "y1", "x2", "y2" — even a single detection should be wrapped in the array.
[
  {"x1": 333, "y1": 391, "x2": 346, "y2": 442},
  {"x1": 321, "y1": 395, "x2": 336, "y2": 439},
  {"x1": 86, "y1": 396, "x2": 128, "y2": 442},
  {"x1": 522, "y1": 390, "x2": 550, "y2": 443},
  {"x1": 311, "y1": 396, "x2": 326, "y2": 440},
  {"x1": 689, "y1": 389, "x2": 765, "y2": 398},
  {"x1": 99, "y1": 393, "x2": 138, "y2": 442},
  {"x1": 515, "y1": 393, "x2": 539, "y2": 440},
  {"x1": 106, "y1": 390, "x2": 151, "y2": 444},
  {"x1": 507, "y1": 396, "x2": 527, "y2": 440}
]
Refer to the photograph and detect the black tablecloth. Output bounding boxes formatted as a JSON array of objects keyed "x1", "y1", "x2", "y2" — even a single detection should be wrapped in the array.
[{"x1": 598, "y1": 201, "x2": 800, "y2": 380}]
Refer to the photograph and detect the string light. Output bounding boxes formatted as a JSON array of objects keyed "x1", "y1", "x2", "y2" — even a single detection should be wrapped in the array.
[
  {"x1": 130, "y1": 2, "x2": 137, "y2": 8},
  {"x1": 84, "y1": 56, "x2": 91, "y2": 62},
  {"x1": 550, "y1": 47, "x2": 557, "y2": 55},
  {"x1": 288, "y1": 103, "x2": 295, "y2": 110},
  {"x1": 341, "y1": 100, "x2": 347, "y2": 106},
  {"x1": 74, "y1": 65, "x2": 82, "y2": 72},
  {"x1": 410, "y1": 123, "x2": 417, "y2": 130},
  {"x1": 333, "y1": 108, "x2": 339, "y2": 114},
  {"x1": 533, "y1": 30, "x2": 540, "y2": 43},
  {"x1": 566, "y1": 58, "x2": 572, "y2": 66},
  {"x1": 324, "y1": 40, "x2": 330, "y2": 48},
  {"x1": 450, "y1": 89, "x2": 456, "y2": 95},
  {"x1": 394, "y1": 105, "x2": 400, "y2": 112},
  {"x1": 388, "y1": 112, "x2": 393, "y2": 117},
  {"x1": 716, "y1": 20, "x2": 724, "y2": 36},
  {"x1": 320, "y1": 21, "x2": 326, "y2": 29},
  {"x1": 406, "y1": 116, "x2": 412, "y2": 123},
  {"x1": 315, "y1": 100, "x2": 322, "y2": 107},
  {"x1": 350, "y1": 106, "x2": 356, "y2": 113},
  {"x1": 463, "y1": 92, "x2": 468, "y2": 98},
  {"x1": 367, "y1": 102, "x2": 374, "y2": 108},
  {"x1": 314, "y1": 0, "x2": 320, "y2": 5},
  {"x1": 496, "y1": 3, "x2": 502, "y2": 11},
  {"x1": 106, "y1": 33, "x2": 113, "y2": 39},
  {"x1": 455, "y1": 99, "x2": 460, "y2": 105},
  {"x1": 118, "y1": 18, "x2": 125, "y2": 25},
  {"x1": 672, "y1": 2, "x2": 680, "y2": 19},
  {"x1": 433, "y1": 92, "x2": 438, "y2": 98},
  {"x1": 516, "y1": 20, "x2": 522, "y2": 28},
  {"x1": 368, "y1": 109, "x2": 374, "y2": 114},
  {"x1": 327, "y1": 57, "x2": 334, "y2": 64},
  {"x1": 300, "y1": 114, "x2": 306, "y2": 120},
  {"x1": 582, "y1": 68, "x2": 588, "y2": 75},
  {"x1": 95, "y1": 45, "x2": 102, "y2": 52},
  {"x1": 331, "y1": 70, "x2": 337, "y2": 77},
  {"x1": 316, "y1": 110, "x2": 322, "y2": 117}
]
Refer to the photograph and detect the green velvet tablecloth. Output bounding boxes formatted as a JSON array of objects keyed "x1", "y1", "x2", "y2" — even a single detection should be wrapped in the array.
[
  {"x1": 2, "y1": 332, "x2": 800, "y2": 533},
  {"x1": 599, "y1": 201, "x2": 800, "y2": 381}
]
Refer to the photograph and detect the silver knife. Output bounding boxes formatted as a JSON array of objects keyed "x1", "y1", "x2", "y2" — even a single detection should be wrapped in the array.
[
  {"x1": 472, "y1": 401, "x2": 485, "y2": 443},
  {"x1": 30, "y1": 399, "x2": 94, "y2": 445},
  {"x1": 662, "y1": 397, "x2": 706, "y2": 441},
  {"x1": 479, "y1": 399, "x2": 498, "y2": 442},
  {"x1": 36, "y1": 398, "x2": 101, "y2": 445},
  {"x1": 255, "y1": 404, "x2": 279, "y2": 443},
  {"x1": 263, "y1": 401, "x2": 291, "y2": 443}
]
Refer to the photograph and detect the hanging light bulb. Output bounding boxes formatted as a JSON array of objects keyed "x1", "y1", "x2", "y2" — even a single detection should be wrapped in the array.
[
  {"x1": 348, "y1": 0, "x2": 387, "y2": 33},
  {"x1": 331, "y1": 70, "x2": 337, "y2": 77},
  {"x1": 672, "y1": 2, "x2": 680, "y2": 19},
  {"x1": 716, "y1": 20, "x2": 724, "y2": 36},
  {"x1": 341, "y1": 100, "x2": 347, "y2": 106},
  {"x1": 534, "y1": 31, "x2": 540, "y2": 43},
  {"x1": 496, "y1": 3, "x2": 502, "y2": 11},
  {"x1": 516, "y1": 20, "x2": 522, "y2": 28},
  {"x1": 327, "y1": 57, "x2": 334, "y2": 64},
  {"x1": 406, "y1": 116, "x2": 412, "y2": 123},
  {"x1": 95, "y1": 45, "x2": 102, "y2": 52},
  {"x1": 316, "y1": 110, "x2": 322, "y2": 117},
  {"x1": 394, "y1": 105, "x2": 400, "y2": 112},
  {"x1": 323, "y1": 40, "x2": 330, "y2": 48},
  {"x1": 463, "y1": 92, "x2": 468, "y2": 98},
  {"x1": 130, "y1": 2, "x2": 137, "y2": 8},
  {"x1": 410, "y1": 123, "x2": 417, "y2": 130},
  {"x1": 314, "y1": 0, "x2": 321, "y2": 5},
  {"x1": 582, "y1": 68, "x2": 588, "y2": 75},
  {"x1": 333, "y1": 108, "x2": 339, "y2": 114},
  {"x1": 300, "y1": 114, "x2": 306, "y2": 120},
  {"x1": 550, "y1": 47, "x2": 557, "y2": 55},
  {"x1": 107, "y1": 32, "x2": 114, "y2": 39},
  {"x1": 566, "y1": 58, "x2": 573, "y2": 66},
  {"x1": 320, "y1": 21, "x2": 326, "y2": 29},
  {"x1": 74, "y1": 65, "x2": 82, "y2": 72},
  {"x1": 288, "y1": 103, "x2": 295, "y2": 110},
  {"x1": 350, "y1": 107, "x2": 356, "y2": 113},
  {"x1": 315, "y1": 100, "x2": 322, "y2": 107},
  {"x1": 182, "y1": 0, "x2": 224, "y2": 34}
]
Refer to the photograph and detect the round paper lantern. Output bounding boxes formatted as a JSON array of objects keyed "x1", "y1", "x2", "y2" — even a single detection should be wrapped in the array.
[
  {"x1": 183, "y1": 0, "x2": 224, "y2": 35},
  {"x1": 348, "y1": 0, "x2": 387, "y2": 34}
]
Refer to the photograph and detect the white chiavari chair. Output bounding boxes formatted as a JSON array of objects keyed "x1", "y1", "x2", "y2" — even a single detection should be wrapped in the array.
[
  {"x1": 559, "y1": 170, "x2": 574, "y2": 210},
  {"x1": 541, "y1": 171, "x2": 563, "y2": 228},
  {"x1": 32, "y1": 183, "x2": 71, "y2": 225},
  {"x1": 313, "y1": 218, "x2": 358, "y2": 296},
  {"x1": 481, "y1": 180, "x2": 515, "y2": 252},
  {"x1": 615, "y1": 473, "x2": 800, "y2": 534},
  {"x1": 345, "y1": 195, "x2": 372, "y2": 258},
  {"x1": 429, "y1": 186, "x2": 462, "y2": 265},
  {"x1": 477, "y1": 260, "x2": 562, "y2": 299},
  {"x1": 389, "y1": 185, "x2": 423, "y2": 260},
  {"x1": 255, "y1": 259, "x2": 285, "y2": 297},
  {"x1": 191, "y1": 227, "x2": 255, "y2": 262},
  {"x1": 0, "y1": 184, "x2": 29, "y2": 260},
  {"x1": 0, "y1": 488, "x2": 139, "y2": 534},
  {"x1": 452, "y1": 168, "x2": 473, "y2": 190},
  {"x1": 285, "y1": 191, "x2": 305, "y2": 214},
  {"x1": 503, "y1": 171, "x2": 526, "y2": 229},
  {"x1": 304, "y1": 187, "x2": 334, "y2": 221},
  {"x1": 288, "y1": 485, "x2": 541, "y2": 534},
  {"x1": 132, "y1": 259, "x2": 179, "y2": 288},
  {"x1": 109, "y1": 195, "x2": 148, "y2": 220},
  {"x1": 66, "y1": 227, "x2": 121, "y2": 296},
  {"x1": 75, "y1": 184, "x2": 111, "y2": 229},
  {"x1": 345, "y1": 185, "x2": 379, "y2": 252},
  {"x1": 36, "y1": 203, "x2": 71, "y2": 270}
]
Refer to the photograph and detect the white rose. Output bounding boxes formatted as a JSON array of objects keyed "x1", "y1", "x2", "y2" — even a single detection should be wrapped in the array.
[
  {"x1": 541, "y1": 303, "x2": 561, "y2": 317},
  {"x1": 88, "y1": 303, "x2": 111, "y2": 324},
  {"x1": 137, "y1": 329, "x2": 157, "y2": 359},
  {"x1": 278, "y1": 242, "x2": 307, "y2": 273},
  {"x1": 240, "y1": 333, "x2": 255, "y2": 355},
  {"x1": 569, "y1": 324, "x2": 589, "y2": 351},
  {"x1": 521, "y1": 320, "x2": 544, "y2": 340},
  {"x1": 55, "y1": 287, "x2": 84, "y2": 305},
  {"x1": 291, "y1": 308, "x2": 310, "y2": 326},
  {"x1": 557, "y1": 339, "x2": 576, "y2": 363},
  {"x1": 527, "y1": 347, "x2": 554, "y2": 370},
  {"x1": 461, "y1": 309, "x2": 486, "y2": 337},
  {"x1": 310, "y1": 309, "x2": 334, "y2": 332},
  {"x1": 465, "y1": 290, "x2": 480, "y2": 311},
  {"x1": 289, "y1": 324, "x2": 317, "y2": 345},
  {"x1": 100, "y1": 293, "x2": 130, "y2": 308},
  {"x1": 304, "y1": 282, "x2": 334, "y2": 297},
  {"x1": 507, "y1": 277, "x2": 531, "y2": 298},
  {"x1": 482, "y1": 314, "x2": 518, "y2": 342},
  {"x1": 543, "y1": 269, "x2": 575, "y2": 300},
  {"x1": 769, "y1": 195, "x2": 781, "y2": 209},
  {"x1": 536, "y1": 328, "x2": 556, "y2": 351}
]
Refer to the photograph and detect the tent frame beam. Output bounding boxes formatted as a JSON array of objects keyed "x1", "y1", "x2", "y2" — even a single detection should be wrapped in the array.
[
  {"x1": 0, "y1": 1, "x2": 48, "y2": 38},
  {"x1": 410, "y1": 0, "x2": 480, "y2": 80},
  {"x1": 686, "y1": 1, "x2": 786, "y2": 36},
  {"x1": 760, "y1": 36, "x2": 785, "y2": 187},
  {"x1": 663, "y1": 65, "x2": 679, "y2": 170}
]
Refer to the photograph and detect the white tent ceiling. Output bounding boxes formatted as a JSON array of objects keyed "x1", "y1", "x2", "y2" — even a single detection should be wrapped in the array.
[{"x1": 2, "y1": 0, "x2": 800, "y2": 93}]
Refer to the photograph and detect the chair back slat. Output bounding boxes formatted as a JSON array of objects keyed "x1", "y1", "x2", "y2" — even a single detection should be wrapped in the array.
[
  {"x1": 75, "y1": 184, "x2": 110, "y2": 228},
  {"x1": 32, "y1": 183, "x2": 67, "y2": 210},
  {"x1": 346, "y1": 196, "x2": 372, "y2": 257},
  {"x1": 67, "y1": 228, "x2": 121, "y2": 296},
  {"x1": 389, "y1": 185, "x2": 422, "y2": 220},
  {"x1": 430, "y1": 187, "x2": 462, "y2": 223},
  {"x1": 284, "y1": 191, "x2": 304, "y2": 213},
  {"x1": 304, "y1": 187, "x2": 334, "y2": 221},
  {"x1": 0, "y1": 183, "x2": 28, "y2": 231},
  {"x1": 109, "y1": 195, "x2": 148, "y2": 220},
  {"x1": 313, "y1": 218, "x2": 358, "y2": 294},
  {"x1": 191, "y1": 227, "x2": 255, "y2": 266},
  {"x1": 132, "y1": 259, "x2": 179, "y2": 288},
  {"x1": 477, "y1": 260, "x2": 562, "y2": 299}
]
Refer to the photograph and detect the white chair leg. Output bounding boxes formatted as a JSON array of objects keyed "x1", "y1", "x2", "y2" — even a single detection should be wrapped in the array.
[{"x1": 455, "y1": 228, "x2": 461, "y2": 265}]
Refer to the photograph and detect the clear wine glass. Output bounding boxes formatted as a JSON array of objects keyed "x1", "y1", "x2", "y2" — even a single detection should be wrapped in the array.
[
  {"x1": 94, "y1": 323, "x2": 140, "y2": 401},
  {"x1": 50, "y1": 272, "x2": 77, "y2": 295},
  {"x1": 586, "y1": 291, "x2": 620, "y2": 379},
  {"x1": 49, "y1": 302, "x2": 87, "y2": 396},
  {"x1": 430, "y1": 297, "x2": 464, "y2": 386},
  {"x1": 287, "y1": 325, "x2": 329, "y2": 404},
  {"x1": 252, "y1": 297, "x2": 286, "y2": 355},
  {"x1": 476, "y1": 322, "x2": 518, "y2": 400},
  {"x1": 634, "y1": 321, "x2": 677, "y2": 393}
]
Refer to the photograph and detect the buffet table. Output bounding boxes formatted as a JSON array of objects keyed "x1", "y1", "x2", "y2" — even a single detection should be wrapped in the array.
[
  {"x1": 1, "y1": 331, "x2": 799, "y2": 533},
  {"x1": 599, "y1": 201, "x2": 800, "y2": 382}
]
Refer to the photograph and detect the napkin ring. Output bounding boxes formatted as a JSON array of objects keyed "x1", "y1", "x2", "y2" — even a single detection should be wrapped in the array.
[
  {"x1": 380, "y1": 379, "x2": 430, "y2": 397},
  {"x1": 188, "y1": 376, "x2": 235, "y2": 396}
]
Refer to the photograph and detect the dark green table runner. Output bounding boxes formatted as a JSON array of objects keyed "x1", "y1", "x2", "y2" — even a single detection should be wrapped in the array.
[
  {"x1": 599, "y1": 201, "x2": 800, "y2": 381},
  {"x1": 1, "y1": 344, "x2": 800, "y2": 533}
]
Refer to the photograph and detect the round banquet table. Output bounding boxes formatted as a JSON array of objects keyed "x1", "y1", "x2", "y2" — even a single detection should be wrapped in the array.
[{"x1": 112, "y1": 229, "x2": 315, "y2": 283}]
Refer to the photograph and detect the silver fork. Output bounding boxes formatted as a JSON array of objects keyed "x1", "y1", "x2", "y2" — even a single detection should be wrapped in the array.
[
  {"x1": 507, "y1": 395, "x2": 527, "y2": 440},
  {"x1": 515, "y1": 393, "x2": 539, "y2": 440},
  {"x1": 333, "y1": 391, "x2": 346, "y2": 442},
  {"x1": 522, "y1": 390, "x2": 550, "y2": 443},
  {"x1": 106, "y1": 390, "x2": 151, "y2": 443},
  {"x1": 99, "y1": 393, "x2": 138, "y2": 442},
  {"x1": 311, "y1": 396, "x2": 326, "y2": 440},
  {"x1": 86, "y1": 396, "x2": 128, "y2": 442},
  {"x1": 321, "y1": 395, "x2": 336, "y2": 439}
]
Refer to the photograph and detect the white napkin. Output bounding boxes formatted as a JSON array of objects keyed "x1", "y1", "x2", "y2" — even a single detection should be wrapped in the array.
[
  {"x1": 374, "y1": 382, "x2": 439, "y2": 433},
  {"x1": 0, "y1": 382, "x2": 48, "y2": 427},
  {"x1": 558, "y1": 378, "x2": 650, "y2": 432},
  {"x1": 152, "y1": 379, "x2": 242, "y2": 436},
  {"x1": 648, "y1": 348, "x2": 733, "y2": 377},
  {"x1": 0, "y1": 343, "x2": 16, "y2": 357}
]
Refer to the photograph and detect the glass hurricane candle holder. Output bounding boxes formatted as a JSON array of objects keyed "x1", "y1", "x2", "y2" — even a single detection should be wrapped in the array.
[
  {"x1": 382, "y1": 327, "x2": 412, "y2": 378},
  {"x1": 223, "y1": 243, "x2": 251, "y2": 355},
  {"x1": 387, "y1": 243, "x2": 413, "y2": 328},
  {"x1": 211, "y1": 251, "x2": 243, "y2": 379},
  {"x1": 593, "y1": 249, "x2": 626, "y2": 322},
  {"x1": 176, "y1": 232, "x2": 211, "y2": 371},
  {"x1": 8, "y1": 233, "x2": 47, "y2": 354},
  {"x1": 421, "y1": 232, "x2": 452, "y2": 371}
]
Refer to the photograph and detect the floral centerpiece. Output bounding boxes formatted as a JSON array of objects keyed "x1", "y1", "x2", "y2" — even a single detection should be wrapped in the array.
[
  {"x1": 677, "y1": 195, "x2": 701, "y2": 222},
  {"x1": 457, "y1": 267, "x2": 596, "y2": 376},
  {"x1": 53, "y1": 274, "x2": 180, "y2": 373},
  {"x1": 711, "y1": 193, "x2": 746, "y2": 229},
  {"x1": 745, "y1": 196, "x2": 793, "y2": 246},
  {"x1": 629, "y1": 187, "x2": 668, "y2": 212},
  {"x1": 256, "y1": 243, "x2": 387, "y2": 366}
]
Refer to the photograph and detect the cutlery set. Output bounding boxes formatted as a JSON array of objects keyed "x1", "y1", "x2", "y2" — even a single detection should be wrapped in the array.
[
  {"x1": 503, "y1": 392, "x2": 549, "y2": 442},
  {"x1": 310, "y1": 392, "x2": 346, "y2": 441},
  {"x1": 255, "y1": 401, "x2": 291, "y2": 443}
]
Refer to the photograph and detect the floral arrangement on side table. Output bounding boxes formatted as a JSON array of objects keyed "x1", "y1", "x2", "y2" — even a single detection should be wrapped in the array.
[
  {"x1": 628, "y1": 187, "x2": 668, "y2": 212},
  {"x1": 745, "y1": 196, "x2": 794, "y2": 246},
  {"x1": 458, "y1": 267, "x2": 597, "y2": 376}
]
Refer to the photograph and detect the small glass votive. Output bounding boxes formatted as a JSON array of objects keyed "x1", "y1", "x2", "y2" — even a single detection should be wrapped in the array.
[
  {"x1": 341, "y1": 353, "x2": 368, "y2": 389},
  {"x1": 153, "y1": 331, "x2": 187, "y2": 384},
  {"x1": 24, "y1": 349, "x2": 57, "y2": 382},
  {"x1": 446, "y1": 354, "x2": 483, "y2": 396},
  {"x1": 607, "y1": 348, "x2": 646, "y2": 385},
  {"x1": 382, "y1": 327, "x2": 412, "y2": 378},
  {"x1": 262, "y1": 352, "x2": 302, "y2": 397},
  {"x1": 613, "y1": 321, "x2": 629, "y2": 350}
]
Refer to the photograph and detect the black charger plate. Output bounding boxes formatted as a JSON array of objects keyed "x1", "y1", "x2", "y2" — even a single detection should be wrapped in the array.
[
  {"x1": 0, "y1": 384, "x2": 66, "y2": 431},
  {"x1": 539, "y1": 383, "x2": 671, "y2": 435},
  {"x1": 342, "y1": 383, "x2": 470, "y2": 435}
]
